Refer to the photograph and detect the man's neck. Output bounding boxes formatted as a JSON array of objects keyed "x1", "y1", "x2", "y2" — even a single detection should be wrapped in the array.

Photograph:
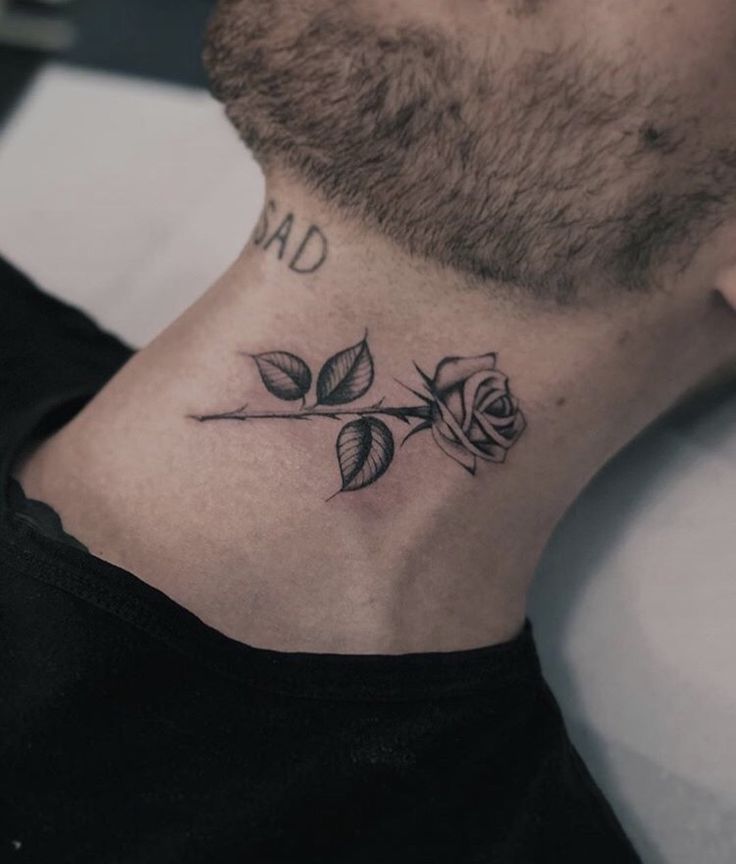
[{"x1": 17, "y1": 183, "x2": 729, "y2": 653}]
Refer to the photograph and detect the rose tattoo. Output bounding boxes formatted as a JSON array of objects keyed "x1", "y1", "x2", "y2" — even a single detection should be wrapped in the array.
[
  {"x1": 429, "y1": 354, "x2": 526, "y2": 473},
  {"x1": 192, "y1": 334, "x2": 525, "y2": 498}
]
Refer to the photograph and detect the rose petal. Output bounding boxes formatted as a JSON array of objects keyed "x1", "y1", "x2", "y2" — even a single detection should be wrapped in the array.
[
  {"x1": 504, "y1": 399, "x2": 526, "y2": 436},
  {"x1": 477, "y1": 384, "x2": 510, "y2": 413},
  {"x1": 512, "y1": 409, "x2": 527, "y2": 437},
  {"x1": 461, "y1": 371, "x2": 503, "y2": 433},
  {"x1": 474, "y1": 374, "x2": 509, "y2": 408},
  {"x1": 467, "y1": 418, "x2": 489, "y2": 443},
  {"x1": 477, "y1": 404, "x2": 526, "y2": 447},
  {"x1": 435, "y1": 417, "x2": 456, "y2": 441},
  {"x1": 481, "y1": 411, "x2": 516, "y2": 428},
  {"x1": 480, "y1": 392, "x2": 517, "y2": 427},
  {"x1": 474, "y1": 440, "x2": 508, "y2": 462},
  {"x1": 444, "y1": 387, "x2": 465, "y2": 427},
  {"x1": 490, "y1": 396, "x2": 524, "y2": 429},
  {"x1": 475, "y1": 404, "x2": 525, "y2": 449},
  {"x1": 473, "y1": 410, "x2": 517, "y2": 448},
  {"x1": 484, "y1": 394, "x2": 513, "y2": 418},
  {"x1": 432, "y1": 354, "x2": 497, "y2": 393},
  {"x1": 431, "y1": 425, "x2": 477, "y2": 473},
  {"x1": 435, "y1": 399, "x2": 501, "y2": 462}
]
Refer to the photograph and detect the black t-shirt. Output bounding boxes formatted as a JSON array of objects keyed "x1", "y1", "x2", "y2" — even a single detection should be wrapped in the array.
[{"x1": 0, "y1": 256, "x2": 642, "y2": 864}]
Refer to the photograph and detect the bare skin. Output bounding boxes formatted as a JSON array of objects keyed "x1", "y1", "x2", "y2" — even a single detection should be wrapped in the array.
[{"x1": 15, "y1": 177, "x2": 736, "y2": 654}]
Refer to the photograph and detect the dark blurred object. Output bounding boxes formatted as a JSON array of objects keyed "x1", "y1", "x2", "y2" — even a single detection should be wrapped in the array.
[
  {"x1": 0, "y1": 0, "x2": 76, "y2": 52},
  {"x1": 0, "y1": 1, "x2": 74, "y2": 127},
  {"x1": 0, "y1": 0, "x2": 215, "y2": 131},
  {"x1": 65, "y1": 0, "x2": 214, "y2": 87},
  {"x1": 0, "y1": 45, "x2": 41, "y2": 127}
]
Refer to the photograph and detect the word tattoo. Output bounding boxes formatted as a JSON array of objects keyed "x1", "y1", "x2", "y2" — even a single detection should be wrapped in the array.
[
  {"x1": 253, "y1": 199, "x2": 328, "y2": 274},
  {"x1": 192, "y1": 335, "x2": 526, "y2": 499}
]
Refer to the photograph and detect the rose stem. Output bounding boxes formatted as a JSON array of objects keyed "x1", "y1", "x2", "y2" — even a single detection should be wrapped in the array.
[{"x1": 189, "y1": 404, "x2": 432, "y2": 423}]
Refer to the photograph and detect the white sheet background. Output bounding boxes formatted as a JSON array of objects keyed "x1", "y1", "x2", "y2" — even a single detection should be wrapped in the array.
[{"x1": 1, "y1": 65, "x2": 735, "y2": 864}]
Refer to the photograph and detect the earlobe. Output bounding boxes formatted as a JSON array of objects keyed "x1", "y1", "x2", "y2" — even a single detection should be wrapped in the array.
[{"x1": 714, "y1": 264, "x2": 736, "y2": 313}]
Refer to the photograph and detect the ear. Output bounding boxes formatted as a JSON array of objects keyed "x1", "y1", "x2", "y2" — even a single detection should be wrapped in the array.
[{"x1": 714, "y1": 264, "x2": 736, "y2": 312}]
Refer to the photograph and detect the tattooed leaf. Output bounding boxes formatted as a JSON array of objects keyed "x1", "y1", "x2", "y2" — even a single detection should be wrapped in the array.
[
  {"x1": 335, "y1": 418, "x2": 395, "y2": 494},
  {"x1": 252, "y1": 351, "x2": 312, "y2": 401},
  {"x1": 316, "y1": 336, "x2": 374, "y2": 405}
]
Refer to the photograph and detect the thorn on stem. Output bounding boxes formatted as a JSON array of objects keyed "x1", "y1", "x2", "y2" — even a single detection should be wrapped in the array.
[
  {"x1": 401, "y1": 420, "x2": 432, "y2": 446},
  {"x1": 413, "y1": 362, "x2": 435, "y2": 390}
]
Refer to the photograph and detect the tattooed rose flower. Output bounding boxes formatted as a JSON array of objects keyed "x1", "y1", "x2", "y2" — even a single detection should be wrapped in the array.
[
  {"x1": 195, "y1": 334, "x2": 527, "y2": 496},
  {"x1": 429, "y1": 354, "x2": 526, "y2": 473}
]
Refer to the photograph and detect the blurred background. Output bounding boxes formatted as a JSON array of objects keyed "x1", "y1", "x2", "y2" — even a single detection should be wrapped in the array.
[
  {"x1": 1, "y1": 0, "x2": 211, "y2": 123},
  {"x1": 1, "y1": 4, "x2": 735, "y2": 863}
]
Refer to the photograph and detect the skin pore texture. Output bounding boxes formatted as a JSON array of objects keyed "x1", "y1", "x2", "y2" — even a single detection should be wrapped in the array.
[{"x1": 15, "y1": 0, "x2": 736, "y2": 653}]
